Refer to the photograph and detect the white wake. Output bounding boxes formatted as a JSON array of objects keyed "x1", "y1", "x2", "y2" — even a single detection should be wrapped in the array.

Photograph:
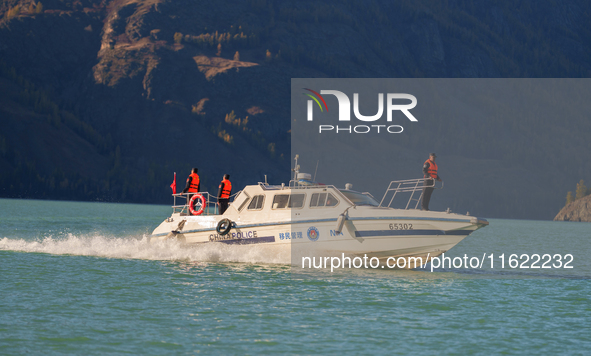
[{"x1": 0, "y1": 234, "x2": 291, "y2": 265}]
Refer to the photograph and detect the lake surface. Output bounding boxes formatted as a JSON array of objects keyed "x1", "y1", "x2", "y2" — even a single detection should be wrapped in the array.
[{"x1": 1, "y1": 198, "x2": 590, "y2": 354}]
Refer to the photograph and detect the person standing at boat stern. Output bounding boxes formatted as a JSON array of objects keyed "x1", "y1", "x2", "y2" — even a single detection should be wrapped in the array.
[
  {"x1": 182, "y1": 168, "x2": 200, "y2": 199},
  {"x1": 421, "y1": 153, "x2": 442, "y2": 211},
  {"x1": 217, "y1": 174, "x2": 232, "y2": 214}
]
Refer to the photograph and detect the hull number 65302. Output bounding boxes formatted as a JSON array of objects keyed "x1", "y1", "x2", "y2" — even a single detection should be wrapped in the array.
[{"x1": 389, "y1": 223, "x2": 413, "y2": 230}]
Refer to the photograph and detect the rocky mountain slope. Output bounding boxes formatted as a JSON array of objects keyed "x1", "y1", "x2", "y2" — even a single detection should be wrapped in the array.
[
  {"x1": 554, "y1": 195, "x2": 591, "y2": 222},
  {"x1": 1, "y1": 0, "x2": 591, "y2": 219}
]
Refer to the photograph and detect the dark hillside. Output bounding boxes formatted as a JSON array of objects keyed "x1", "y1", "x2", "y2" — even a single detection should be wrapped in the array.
[{"x1": 1, "y1": 0, "x2": 591, "y2": 219}]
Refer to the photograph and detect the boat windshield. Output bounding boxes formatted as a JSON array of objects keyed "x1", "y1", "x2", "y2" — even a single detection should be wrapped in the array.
[{"x1": 339, "y1": 190, "x2": 379, "y2": 207}]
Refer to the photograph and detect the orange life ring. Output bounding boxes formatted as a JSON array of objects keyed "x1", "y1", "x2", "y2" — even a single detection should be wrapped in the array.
[{"x1": 189, "y1": 194, "x2": 206, "y2": 216}]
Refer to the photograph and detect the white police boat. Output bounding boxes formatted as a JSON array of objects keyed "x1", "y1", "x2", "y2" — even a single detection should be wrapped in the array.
[{"x1": 150, "y1": 156, "x2": 488, "y2": 266}]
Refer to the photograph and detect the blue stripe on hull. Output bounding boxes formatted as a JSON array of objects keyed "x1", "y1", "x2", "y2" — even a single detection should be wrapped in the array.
[
  {"x1": 217, "y1": 236, "x2": 276, "y2": 245},
  {"x1": 151, "y1": 216, "x2": 477, "y2": 237},
  {"x1": 355, "y1": 229, "x2": 472, "y2": 237}
]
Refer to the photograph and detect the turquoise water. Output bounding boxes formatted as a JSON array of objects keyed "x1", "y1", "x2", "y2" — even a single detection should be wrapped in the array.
[{"x1": 1, "y1": 198, "x2": 590, "y2": 354}]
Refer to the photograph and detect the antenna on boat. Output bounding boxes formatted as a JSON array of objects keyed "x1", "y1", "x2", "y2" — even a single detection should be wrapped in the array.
[
  {"x1": 293, "y1": 154, "x2": 300, "y2": 181},
  {"x1": 313, "y1": 160, "x2": 319, "y2": 181},
  {"x1": 264, "y1": 175, "x2": 268, "y2": 184}
]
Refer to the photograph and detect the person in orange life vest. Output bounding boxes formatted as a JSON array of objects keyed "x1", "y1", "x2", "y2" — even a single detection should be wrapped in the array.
[
  {"x1": 421, "y1": 153, "x2": 442, "y2": 211},
  {"x1": 181, "y1": 168, "x2": 200, "y2": 198},
  {"x1": 217, "y1": 174, "x2": 232, "y2": 214}
]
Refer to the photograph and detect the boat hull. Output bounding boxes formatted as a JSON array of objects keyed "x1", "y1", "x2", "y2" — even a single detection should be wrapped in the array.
[{"x1": 150, "y1": 210, "x2": 487, "y2": 267}]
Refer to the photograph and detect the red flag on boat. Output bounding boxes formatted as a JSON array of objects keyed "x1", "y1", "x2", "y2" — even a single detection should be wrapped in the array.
[{"x1": 170, "y1": 172, "x2": 177, "y2": 194}]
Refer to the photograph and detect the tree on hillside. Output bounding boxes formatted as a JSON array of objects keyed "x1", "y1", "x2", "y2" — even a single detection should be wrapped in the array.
[
  {"x1": 173, "y1": 32, "x2": 182, "y2": 44},
  {"x1": 216, "y1": 43, "x2": 222, "y2": 56},
  {"x1": 35, "y1": 2, "x2": 43, "y2": 14},
  {"x1": 234, "y1": 51, "x2": 240, "y2": 61},
  {"x1": 4, "y1": 5, "x2": 20, "y2": 19},
  {"x1": 575, "y1": 180, "x2": 587, "y2": 200},
  {"x1": 566, "y1": 191, "x2": 574, "y2": 205}
]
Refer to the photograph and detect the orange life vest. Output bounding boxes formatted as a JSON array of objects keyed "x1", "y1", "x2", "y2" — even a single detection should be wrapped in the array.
[
  {"x1": 187, "y1": 173, "x2": 200, "y2": 193},
  {"x1": 424, "y1": 159, "x2": 438, "y2": 179},
  {"x1": 219, "y1": 179, "x2": 232, "y2": 199}
]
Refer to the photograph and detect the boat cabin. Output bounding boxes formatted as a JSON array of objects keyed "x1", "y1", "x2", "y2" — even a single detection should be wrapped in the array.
[{"x1": 171, "y1": 179, "x2": 380, "y2": 218}]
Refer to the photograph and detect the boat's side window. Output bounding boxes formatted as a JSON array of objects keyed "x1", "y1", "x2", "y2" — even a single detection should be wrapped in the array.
[
  {"x1": 272, "y1": 194, "x2": 289, "y2": 209},
  {"x1": 326, "y1": 193, "x2": 339, "y2": 207},
  {"x1": 288, "y1": 194, "x2": 305, "y2": 209},
  {"x1": 248, "y1": 195, "x2": 265, "y2": 210},
  {"x1": 310, "y1": 193, "x2": 326, "y2": 207},
  {"x1": 235, "y1": 191, "x2": 251, "y2": 211},
  {"x1": 310, "y1": 193, "x2": 319, "y2": 207},
  {"x1": 310, "y1": 192, "x2": 338, "y2": 207}
]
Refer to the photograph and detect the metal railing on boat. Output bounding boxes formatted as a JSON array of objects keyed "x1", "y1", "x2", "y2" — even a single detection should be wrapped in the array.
[
  {"x1": 171, "y1": 191, "x2": 239, "y2": 216},
  {"x1": 260, "y1": 181, "x2": 339, "y2": 190},
  {"x1": 378, "y1": 178, "x2": 443, "y2": 210}
]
